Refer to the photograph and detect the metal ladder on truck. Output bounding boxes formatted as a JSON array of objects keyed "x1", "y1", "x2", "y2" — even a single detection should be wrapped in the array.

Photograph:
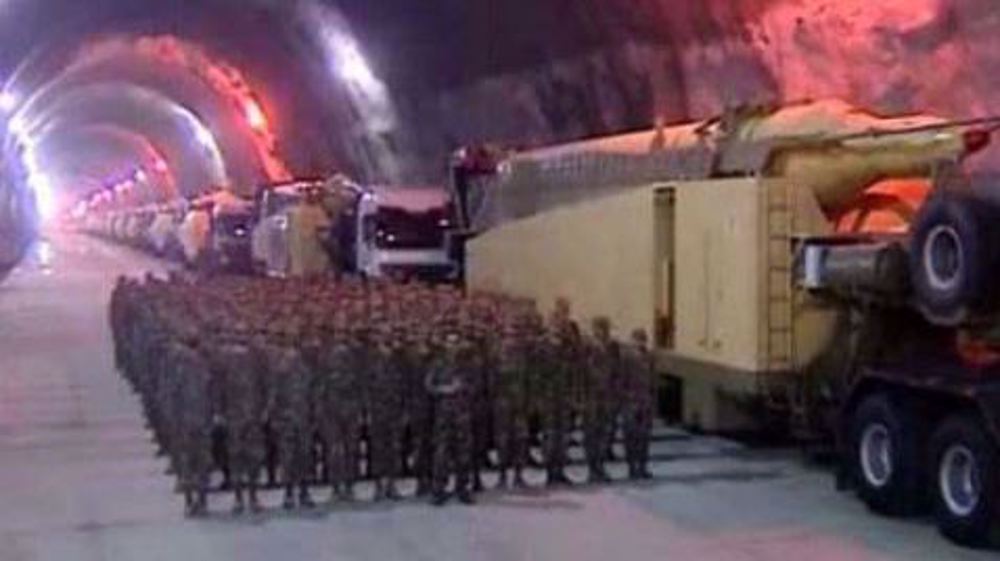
[{"x1": 761, "y1": 181, "x2": 809, "y2": 431}]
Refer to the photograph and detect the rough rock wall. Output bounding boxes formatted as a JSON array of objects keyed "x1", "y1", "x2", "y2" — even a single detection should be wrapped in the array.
[{"x1": 379, "y1": 0, "x2": 1000, "y2": 180}]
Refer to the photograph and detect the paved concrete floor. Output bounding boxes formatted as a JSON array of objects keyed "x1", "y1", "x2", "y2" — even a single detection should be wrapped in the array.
[{"x1": 0, "y1": 232, "x2": 994, "y2": 561}]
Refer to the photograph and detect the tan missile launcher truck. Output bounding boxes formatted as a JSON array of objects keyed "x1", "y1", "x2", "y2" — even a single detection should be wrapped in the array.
[{"x1": 451, "y1": 100, "x2": 1000, "y2": 546}]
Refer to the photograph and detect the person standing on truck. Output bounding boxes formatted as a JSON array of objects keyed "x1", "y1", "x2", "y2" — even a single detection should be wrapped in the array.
[{"x1": 623, "y1": 329, "x2": 656, "y2": 480}]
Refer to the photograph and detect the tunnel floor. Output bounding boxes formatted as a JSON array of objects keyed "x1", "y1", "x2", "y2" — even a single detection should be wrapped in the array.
[{"x1": 0, "y1": 231, "x2": 991, "y2": 561}]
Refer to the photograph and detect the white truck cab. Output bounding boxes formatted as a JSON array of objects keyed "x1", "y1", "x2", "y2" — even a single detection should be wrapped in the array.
[{"x1": 353, "y1": 186, "x2": 457, "y2": 281}]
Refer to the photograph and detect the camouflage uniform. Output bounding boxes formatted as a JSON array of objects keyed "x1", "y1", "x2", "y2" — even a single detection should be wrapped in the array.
[
  {"x1": 316, "y1": 334, "x2": 362, "y2": 503},
  {"x1": 219, "y1": 338, "x2": 269, "y2": 513},
  {"x1": 171, "y1": 340, "x2": 214, "y2": 516},
  {"x1": 623, "y1": 330, "x2": 656, "y2": 479},
  {"x1": 409, "y1": 327, "x2": 436, "y2": 496},
  {"x1": 495, "y1": 324, "x2": 531, "y2": 488},
  {"x1": 467, "y1": 317, "x2": 494, "y2": 492},
  {"x1": 542, "y1": 300, "x2": 578, "y2": 486},
  {"x1": 583, "y1": 318, "x2": 619, "y2": 483},
  {"x1": 427, "y1": 334, "x2": 475, "y2": 505},
  {"x1": 369, "y1": 334, "x2": 406, "y2": 500},
  {"x1": 269, "y1": 344, "x2": 316, "y2": 509}
]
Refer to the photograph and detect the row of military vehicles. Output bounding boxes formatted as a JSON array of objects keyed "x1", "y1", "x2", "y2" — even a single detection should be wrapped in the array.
[
  {"x1": 76, "y1": 99, "x2": 998, "y2": 546},
  {"x1": 80, "y1": 177, "x2": 459, "y2": 281}
]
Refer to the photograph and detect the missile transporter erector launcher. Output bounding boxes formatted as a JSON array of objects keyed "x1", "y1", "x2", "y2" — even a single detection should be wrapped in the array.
[{"x1": 453, "y1": 100, "x2": 1000, "y2": 546}]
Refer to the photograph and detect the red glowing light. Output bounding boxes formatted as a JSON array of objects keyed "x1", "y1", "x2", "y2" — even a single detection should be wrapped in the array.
[{"x1": 120, "y1": 36, "x2": 291, "y2": 182}]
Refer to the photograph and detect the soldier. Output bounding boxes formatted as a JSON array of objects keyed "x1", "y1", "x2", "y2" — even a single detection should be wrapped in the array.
[
  {"x1": 583, "y1": 317, "x2": 619, "y2": 483},
  {"x1": 369, "y1": 326, "x2": 406, "y2": 501},
  {"x1": 109, "y1": 276, "x2": 133, "y2": 373},
  {"x1": 495, "y1": 320, "x2": 531, "y2": 489},
  {"x1": 409, "y1": 322, "x2": 437, "y2": 497},
  {"x1": 623, "y1": 329, "x2": 656, "y2": 479},
  {"x1": 269, "y1": 338, "x2": 317, "y2": 509},
  {"x1": 316, "y1": 324, "x2": 362, "y2": 504},
  {"x1": 170, "y1": 333, "x2": 215, "y2": 517},
  {"x1": 464, "y1": 310, "x2": 493, "y2": 492},
  {"x1": 219, "y1": 327, "x2": 270, "y2": 514},
  {"x1": 351, "y1": 311, "x2": 376, "y2": 482},
  {"x1": 542, "y1": 299, "x2": 578, "y2": 486},
  {"x1": 426, "y1": 331, "x2": 475, "y2": 505}
]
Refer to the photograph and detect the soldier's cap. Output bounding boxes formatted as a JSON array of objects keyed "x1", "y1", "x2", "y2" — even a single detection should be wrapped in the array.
[
  {"x1": 592, "y1": 317, "x2": 611, "y2": 331},
  {"x1": 631, "y1": 329, "x2": 648, "y2": 343}
]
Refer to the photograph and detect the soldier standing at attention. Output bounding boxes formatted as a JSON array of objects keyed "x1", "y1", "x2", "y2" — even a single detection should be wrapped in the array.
[
  {"x1": 220, "y1": 327, "x2": 269, "y2": 514},
  {"x1": 171, "y1": 332, "x2": 215, "y2": 517},
  {"x1": 410, "y1": 322, "x2": 436, "y2": 497},
  {"x1": 427, "y1": 332, "x2": 475, "y2": 505},
  {"x1": 270, "y1": 334, "x2": 317, "y2": 509},
  {"x1": 370, "y1": 326, "x2": 406, "y2": 501},
  {"x1": 495, "y1": 320, "x2": 531, "y2": 489},
  {"x1": 583, "y1": 317, "x2": 619, "y2": 484},
  {"x1": 316, "y1": 322, "x2": 361, "y2": 504},
  {"x1": 543, "y1": 298, "x2": 577, "y2": 487},
  {"x1": 623, "y1": 329, "x2": 657, "y2": 480}
]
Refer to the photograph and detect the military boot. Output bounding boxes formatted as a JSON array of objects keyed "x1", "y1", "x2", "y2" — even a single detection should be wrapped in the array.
[
  {"x1": 299, "y1": 485, "x2": 315, "y2": 509},
  {"x1": 232, "y1": 486, "x2": 246, "y2": 515}
]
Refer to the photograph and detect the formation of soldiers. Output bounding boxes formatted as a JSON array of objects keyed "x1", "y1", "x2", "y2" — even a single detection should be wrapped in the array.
[{"x1": 110, "y1": 273, "x2": 658, "y2": 516}]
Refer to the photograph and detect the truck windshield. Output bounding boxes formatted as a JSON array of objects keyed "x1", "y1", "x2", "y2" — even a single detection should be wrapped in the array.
[
  {"x1": 372, "y1": 205, "x2": 452, "y2": 250},
  {"x1": 214, "y1": 212, "x2": 255, "y2": 236}
]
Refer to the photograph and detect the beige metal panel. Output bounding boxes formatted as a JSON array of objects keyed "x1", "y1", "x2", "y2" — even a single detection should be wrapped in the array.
[
  {"x1": 287, "y1": 204, "x2": 332, "y2": 277},
  {"x1": 673, "y1": 178, "x2": 763, "y2": 372},
  {"x1": 468, "y1": 186, "x2": 659, "y2": 339}
]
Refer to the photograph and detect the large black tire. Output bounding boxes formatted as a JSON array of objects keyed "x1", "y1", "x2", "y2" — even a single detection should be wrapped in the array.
[
  {"x1": 910, "y1": 195, "x2": 1000, "y2": 326},
  {"x1": 849, "y1": 393, "x2": 926, "y2": 516},
  {"x1": 929, "y1": 414, "x2": 999, "y2": 547}
]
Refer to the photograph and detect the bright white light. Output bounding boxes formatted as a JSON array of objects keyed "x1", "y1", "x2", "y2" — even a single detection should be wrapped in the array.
[
  {"x1": 0, "y1": 92, "x2": 17, "y2": 113},
  {"x1": 339, "y1": 41, "x2": 378, "y2": 90},
  {"x1": 244, "y1": 99, "x2": 268, "y2": 132},
  {"x1": 29, "y1": 174, "x2": 56, "y2": 222},
  {"x1": 134, "y1": 170, "x2": 148, "y2": 183},
  {"x1": 9, "y1": 115, "x2": 25, "y2": 136},
  {"x1": 192, "y1": 120, "x2": 217, "y2": 149}
]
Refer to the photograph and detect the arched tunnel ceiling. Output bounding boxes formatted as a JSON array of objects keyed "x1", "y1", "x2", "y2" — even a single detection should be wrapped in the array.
[
  {"x1": 2, "y1": 0, "x2": 1000, "y2": 218},
  {"x1": 33, "y1": 125, "x2": 172, "y2": 194}
]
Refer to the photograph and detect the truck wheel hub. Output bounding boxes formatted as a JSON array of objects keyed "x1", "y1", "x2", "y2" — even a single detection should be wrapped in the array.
[
  {"x1": 924, "y1": 225, "x2": 963, "y2": 292},
  {"x1": 940, "y1": 444, "x2": 981, "y2": 517},
  {"x1": 860, "y1": 424, "x2": 893, "y2": 488}
]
